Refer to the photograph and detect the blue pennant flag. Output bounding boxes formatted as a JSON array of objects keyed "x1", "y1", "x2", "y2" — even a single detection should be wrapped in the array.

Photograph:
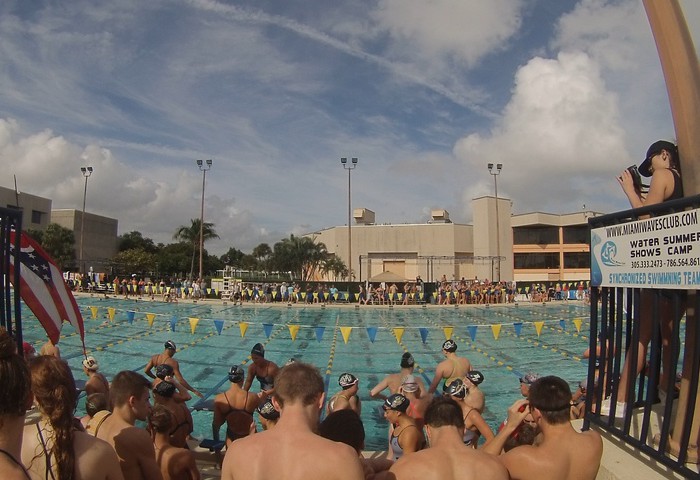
[
  {"x1": 366, "y1": 327, "x2": 378, "y2": 343},
  {"x1": 315, "y1": 326, "x2": 325, "y2": 342},
  {"x1": 263, "y1": 323, "x2": 273, "y2": 338},
  {"x1": 170, "y1": 316, "x2": 177, "y2": 332},
  {"x1": 214, "y1": 319, "x2": 224, "y2": 335},
  {"x1": 126, "y1": 311, "x2": 135, "y2": 325},
  {"x1": 559, "y1": 319, "x2": 566, "y2": 330},
  {"x1": 419, "y1": 327, "x2": 429, "y2": 344},
  {"x1": 514, "y1": 322, "x2": 523, "y2": 337},
  {"x1": 467, "y1": 325, "x2": 477, "y2": 341}
]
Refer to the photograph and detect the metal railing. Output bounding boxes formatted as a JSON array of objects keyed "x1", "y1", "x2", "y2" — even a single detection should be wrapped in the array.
[
  {"x1": 0, "y1": 206, "x2": 23, "y2": 353},
  {"x1": 586, "y1": 195, "x2": 700, "y2": 479}
]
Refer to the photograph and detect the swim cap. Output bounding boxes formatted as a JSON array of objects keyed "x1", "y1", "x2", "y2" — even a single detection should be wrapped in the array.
[
  {"x1": 339, "y1": 373, "x2": 358, "y2": 389},
  {"x1": 256, "y1": 398, "x2": 280, "y2": 420},
  {"x1": 285, "y1": 358, "x2": 297, "y2": 366},
  {"x1": 520, "y1": 373, "x2": 540, "y2": 386},
  {"x1": 164, "y1": 340, "x2": 177, "y2": 351},
  {"x1": 446, "y1": 379, "x2": 467, "y2": 399},
  {"x1": 22, "y1": 342, "x2": 35, "y2": 358},
  {"x1": 383, "y1": 393, "x2": 410, "y2": 413},
  {"x1": 400, "y1": 352, "x2": 415, "y2": 368},
  {"x1": 154, "y1": 381, "x2": 176, "y2": 398},
  {"x1": 400, "y1": 375, "x2": 419, "y2": 393},
  {"x1": 228, "y1": 365, "x2": 245, "y2": 383},
  {"x1": 442, "y1": 339, "x2": 457, "y2": 352},
  {"x1": 251, "y1": 343, "x2": 265, "y2": 357},
  {"x1": 82, "y1": 356, "x2": 99, "y2": 371},
  {"x1": 155, "y1": 364, "x2": 174, "y2": 380},
  {"x1": 466, "y1": 371, "x2": 484, "y2": 386}
]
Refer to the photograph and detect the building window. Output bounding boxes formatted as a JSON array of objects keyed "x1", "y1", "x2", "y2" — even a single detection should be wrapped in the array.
[
  {"x1": 562, "y1": 226, "x2": 589, "y2": 244},
  {"x1": 513, "y1": 226, "x2": 559, "y2": 245},
  {"x1": 514, "y1": 253, "x2": 560, "y2": 269},
  {"x1": 564, "y1": 252, "x2": 590, "y2": 269},
  {"x1": 31, "y1": 210, "x2": 43, "y2": 225}
]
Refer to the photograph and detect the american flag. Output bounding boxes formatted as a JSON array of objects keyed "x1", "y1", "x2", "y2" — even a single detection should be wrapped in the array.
[{"x1": 8, "y1": 231, "x2": 85, "y2": 349}]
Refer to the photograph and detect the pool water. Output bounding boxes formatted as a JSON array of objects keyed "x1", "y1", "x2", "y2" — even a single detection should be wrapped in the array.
[{"x1": 18, "y1": 297, "x2": 593, "y2": 450}]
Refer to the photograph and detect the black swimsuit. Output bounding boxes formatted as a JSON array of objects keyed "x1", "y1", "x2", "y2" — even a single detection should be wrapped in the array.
[
  {"x1": 0, "y1": 448, "x2": 31, "y2": 479},
  {"x1": 224, "y1": 391, "x2": 254, "y2": 441}
]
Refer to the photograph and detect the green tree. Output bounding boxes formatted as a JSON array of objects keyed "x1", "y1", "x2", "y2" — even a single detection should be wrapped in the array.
[
  {"x1": 157, "y1": 242, "x2": 193, "y2": 278},
  {"x1": 25, "y1": 228, "x2": 44, "y2": 244},
  {"x1": 108, "y1": 248, "x2": 157, "y2": 275},
  {"x1": 173, "y1": 219, "x2": 219, "y2": 278},
  {"x1": 118, "y1": 231, "x2": 158, "y2": 253},
  {"x1": 270, "y1": 235, "x2": 328, "y2": 281},
  {"x1": 220, "y1": 247, "x2": 245, "y2": 266},
  {"x1": 34, "y1": 223, "x2": 75, "y2": 270},
  {"x1": 320, "y1": 254, "x2": 348, "y2": 281},
  {"x1": 252, "y1": 243, "x2": 272, "y2": 272}
]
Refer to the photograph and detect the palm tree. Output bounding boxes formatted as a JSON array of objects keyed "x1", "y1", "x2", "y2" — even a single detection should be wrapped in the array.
[
  {"x1": 173, "y1": 219, "x2": 219, "y2": 279},
  {"x1": 270, "y1": 235, "x2": 329, "y2": 281}
]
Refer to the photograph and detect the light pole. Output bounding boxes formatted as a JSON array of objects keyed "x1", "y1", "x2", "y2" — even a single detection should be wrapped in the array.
[
  {"x1": 487, "y1": 163, "x2": 503, "y2": 282},
  {"x1": 79, "y1": 166, "x2": 93, "y2": 274},
  {"x1": 340, "y1": 157, "x2": 358, "y2": 282},
  {"x1": 196, "y1": 159, "x2": 212, "y2": 282}
]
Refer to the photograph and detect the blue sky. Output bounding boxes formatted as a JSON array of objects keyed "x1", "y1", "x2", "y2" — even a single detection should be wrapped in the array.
[{"x1": 1, "y1": 0, "x2": 699, "y2": 254}]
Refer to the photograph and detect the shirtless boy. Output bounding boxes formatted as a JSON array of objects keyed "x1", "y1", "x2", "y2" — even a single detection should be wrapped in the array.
[
  {"x1": 221, "y1": 362, "x2": 364, "y2": 480},
  {"x1": 93, "y1": 370, "x2": 163, "y2": 480}
]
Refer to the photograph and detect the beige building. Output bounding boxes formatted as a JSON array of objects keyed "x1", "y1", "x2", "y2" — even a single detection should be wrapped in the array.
[
  {"x1": 0, "y1": 186, "x2": 51, "y2": 231},
  {"x1": 309, "y1": 196, "x2": 599, "y2": 284},
  {"x1": 51, "y1": 209, "x2": 118, "y2": 272}
]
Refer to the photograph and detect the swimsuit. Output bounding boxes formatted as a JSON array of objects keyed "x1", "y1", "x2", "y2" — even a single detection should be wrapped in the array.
[
  {"x1": 0, "y1": 448, "x2": 31, "y2": 479},
  {"x1": 443, "y1": 357, "x2": 464, "y2": 390},
  {"x1": 255, "y1": 364, "x2": 275, "y2": 391},
  {"x1": 328, "y1": 393, "x2": 349, "y2": 411},
  {"x1": 389, "y1": 425, "x2": 420, "y2": 461},
  {"x1": 86, "y1": 410, "x2": 112, "y2": 437},
  {"x1": 223, "y1": 391, "x2": 253, "y2": 441}
]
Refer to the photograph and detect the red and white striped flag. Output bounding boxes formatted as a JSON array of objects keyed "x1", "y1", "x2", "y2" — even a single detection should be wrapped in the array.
[{"x1": 8, "y1": 231, "x2": 85, "y2": 349}]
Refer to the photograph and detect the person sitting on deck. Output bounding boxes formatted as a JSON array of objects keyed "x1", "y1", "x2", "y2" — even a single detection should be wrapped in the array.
[
  {"x1": 144, "y1": 341, "x2": 202, "y2": 398},
  {"x1": 483, "y1": 375, "x2": 603, "y2": 480},
  {"x1": 91, "y1": 370, "x2": 162, "y2": 480},
  {"x1": 149, "y1": 404, "x2": 200, "y2": 480},
  {"x1": 212, "y1": 365, "x2": 262, "y2": 446},
  {"x1": 381, "y1": 396, "x2": 508, "y2": 480},
  {"x1": 221, "y1": 362, "x2": 365, "y2": 480}
]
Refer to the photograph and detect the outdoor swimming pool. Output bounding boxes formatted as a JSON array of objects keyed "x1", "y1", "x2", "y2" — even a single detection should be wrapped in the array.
[{"x1": 19, "y1": 297, "x2": 593, "y2": 450}]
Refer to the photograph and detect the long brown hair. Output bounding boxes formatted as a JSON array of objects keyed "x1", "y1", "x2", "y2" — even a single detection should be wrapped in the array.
[
  {"x1": 0, "y1": 328, "x2": 31, "y2": 421},
  {"x1": 29, "y1": 355, "x2": 78, "y2": 480}
]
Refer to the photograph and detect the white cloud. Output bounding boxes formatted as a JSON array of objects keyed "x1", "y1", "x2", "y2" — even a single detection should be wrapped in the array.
[{"x1": 454, "y1": 51, "x2": 628, "y2": 214}]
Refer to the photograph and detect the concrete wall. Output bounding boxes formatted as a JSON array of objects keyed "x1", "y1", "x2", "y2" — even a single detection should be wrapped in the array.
[
  {"x1": 51, "y1": 209, "x2": 118, "y2": 271},
  {"x1": 0, "y1": 186, "x2": 51, "y2": 231}
]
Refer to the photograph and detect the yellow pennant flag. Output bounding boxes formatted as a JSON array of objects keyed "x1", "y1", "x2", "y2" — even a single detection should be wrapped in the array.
[
  {"x1": 333, "y1": 293, "x2": 338, "y2": 301},
  {"x1": 90, "y1": 306, "x2": 99, "y2": 319},
  {"x1": 313, "y1": 292, "x2": 319, "y2": 300},
  {"x1": 239, "y1": 322, "x2": 249, "y2": 338},
  {"x1": 189, "y1": 317, "x2": 199, "y2": 334},
  {"x1": 491, "y1": 324, "x2": 502, "y2": 340},
  {"x1": 340, "y1": 327, "x2": 352, "y2": 344},
  {"x1": 289, "y1": 325, "x2": 300, "y2": 341},
  {"x1": 146, "y1": 313, "x2": 156, "y2": 327},
  {"x1": 443, "y1": 327, "x2": 454, "y2": 340},
  {"x1": 534, "y1": 321, "x2": 545, "y2": 337},
  {"x1": 107, "y1": 307, "x2": 115, "y2": 321},
  {"x1": 573, "y1": 318, "x2": 583, "y2": 333},
  {"x1": 397, "y1": 293, "x2": 403, "y2": 301},
  {"x1": 393, "y1": 327, "x2": 405, "y2": 344},
  {"x1": 355, "y1": 293, "x2": 360, "y2": 301}
]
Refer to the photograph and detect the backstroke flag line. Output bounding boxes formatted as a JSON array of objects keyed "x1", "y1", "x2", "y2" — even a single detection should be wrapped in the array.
[{"x1": 8, "y1": 231, "x2": 86, "y2": 351}]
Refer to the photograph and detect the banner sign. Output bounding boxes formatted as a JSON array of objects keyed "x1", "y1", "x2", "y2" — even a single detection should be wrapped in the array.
[{"x1": 591, "y1": 208, "x2": 700, "y2": 289}]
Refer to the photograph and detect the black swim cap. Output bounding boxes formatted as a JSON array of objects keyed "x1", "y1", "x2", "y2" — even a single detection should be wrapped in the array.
[
  {"x1": 446, "y1": 378, "x2": 467, "y2": 399},
  {"x1": 400, "y1": 352, "x2": 415, "y2": 368},
  {"x1": 228, "y1": 365, "x2": 244, "y2": 383},
  {"x1": 339, "y1": 373, "x2": 358, "y2": 389},
  {"x1": 164, "y1": 340, "x2": 177, "y2": 351},
  {"x1": 256, "y1": 398, "x2": 280, "y2": 420},
  {"x1": 466, "y1": 371, "x2": 484, "y2": 386},
  {"x1": 251, "y1": 343, "x2": 265, "y2": 357},
  {"x1": 383, "y1": 393, "x2": 410, "y2": 413},
  {"x1": 442, "y1": 339, "x2": 457, "y2": 352}
]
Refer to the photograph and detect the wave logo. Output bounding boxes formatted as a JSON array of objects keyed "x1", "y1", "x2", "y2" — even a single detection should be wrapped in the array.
[{"x1": 600, "y1": 241, "x2": 624, "y2": 266}]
